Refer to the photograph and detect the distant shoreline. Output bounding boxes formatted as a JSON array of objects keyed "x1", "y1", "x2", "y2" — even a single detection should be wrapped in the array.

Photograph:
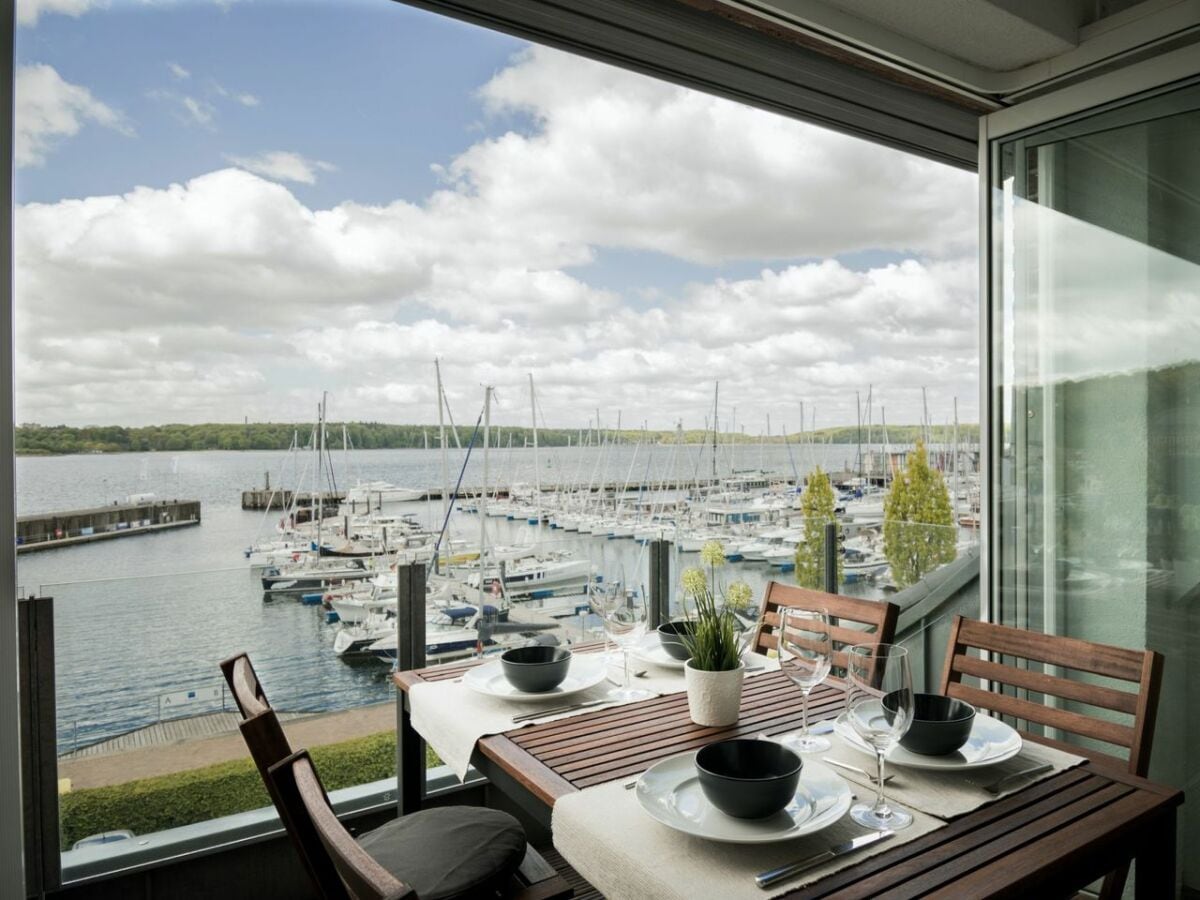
[{"x1": 16, "y1": 422, "x2": 980, "y2": 456}]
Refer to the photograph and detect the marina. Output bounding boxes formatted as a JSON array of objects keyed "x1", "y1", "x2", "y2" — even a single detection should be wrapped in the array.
[{"x1": 16, "y1": 432, "x2": 978, "y2": 758}]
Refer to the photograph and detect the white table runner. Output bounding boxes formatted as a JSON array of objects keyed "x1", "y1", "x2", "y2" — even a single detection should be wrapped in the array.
[
  {"x1": 552, "y1": 724, "x2": 1087, "y2": 898},
  {"x1": 553, "y1": 774, "x2": 943, "y2": 899},
  {"x1": 411, "y1": 653, "x2": 778, "y2": 779}
]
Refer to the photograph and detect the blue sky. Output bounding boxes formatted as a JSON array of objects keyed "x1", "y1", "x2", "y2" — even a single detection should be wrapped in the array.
[
  {"x1": 13, "y1": 0, "x2": 978, "y2": 429},
  {"x1": 17, "y1": 0, "x2": 527, "y2": 206}
]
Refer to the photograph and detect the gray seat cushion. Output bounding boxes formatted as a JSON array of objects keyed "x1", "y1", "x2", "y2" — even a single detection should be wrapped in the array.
[{"x1": 358, "y1": 806, "x2": 526, "y2": 900}]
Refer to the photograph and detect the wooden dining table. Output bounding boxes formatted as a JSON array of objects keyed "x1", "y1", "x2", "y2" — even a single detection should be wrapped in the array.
[{"x1": 394, "y1": 658, "x2": 1182, "y2": 899}]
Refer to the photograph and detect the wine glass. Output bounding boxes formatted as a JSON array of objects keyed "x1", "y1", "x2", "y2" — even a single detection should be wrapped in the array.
[
  {"x1": 602, "y1": 588, "x2": 655, "y2": 701},
  {"x1": 845, "y1": 643, "x2": 914, "y2": 830},
  {"x1": 777, "y1": 607, "x2": 832, "y2": 753},
  {"x1": 589, "y1": 574, "x2": 625, "y2": 664}
]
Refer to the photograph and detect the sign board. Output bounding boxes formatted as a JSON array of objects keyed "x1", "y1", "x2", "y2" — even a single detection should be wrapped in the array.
[{"x1": 159, "y1": 686, "x2": 222, "y2": 711}]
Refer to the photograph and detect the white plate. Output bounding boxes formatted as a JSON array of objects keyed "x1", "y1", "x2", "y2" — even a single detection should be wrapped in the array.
[
  {"x1": 834, "y1": 713, "x2": 1023, "y2": 770},
  {"x1": 463, "y1": 654, "x2": 608, "y2": 701},
  {"x1": 635, "y1": 755, "x2": 852, "y2": 844},
  {"x1": 629, "y1": 633, "x2": 687, "y2": 670}
]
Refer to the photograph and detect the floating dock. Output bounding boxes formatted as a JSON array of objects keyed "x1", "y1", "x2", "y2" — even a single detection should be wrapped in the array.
[
  {"x1": 241, "y1": 478, "x2": 748, "y2": 510},
  {"x1": 16, "y1": 499, "x2": 201, "y2": 553}
]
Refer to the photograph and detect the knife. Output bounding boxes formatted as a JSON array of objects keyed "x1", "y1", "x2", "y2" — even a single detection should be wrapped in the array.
[
  {"x1": 511, "y1": 699, "x2": 609, "y2": 723},
  {"x1": 755, "y1": 830, "x2": 895, "y2": 889}
]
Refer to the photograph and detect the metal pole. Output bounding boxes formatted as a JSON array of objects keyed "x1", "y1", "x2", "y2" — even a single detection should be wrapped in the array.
[
  {"x1": 395, "y1": 562, "x2": 427, "y2": 816},
  {"x1": 649, "y1": 539, "x2": 671, "y2": 628},
  {"x1": 17, "y1": 597, "x2": 60, "y2": 894}
]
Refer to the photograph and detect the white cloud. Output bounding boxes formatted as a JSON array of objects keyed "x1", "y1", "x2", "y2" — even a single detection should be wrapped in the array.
[
  {"x1": 15, "y1": 64, "x2": 131, "y2": 167},
  {"x1": 209, "y1": 79, "x2": 260, "y2": 108},
  {"x1": 148, "y1": 88, "x2": 218, "y2": 128},
  {"x1": 14, "y1": 46, "x2": 979, "y2": 427},
  {"x1": 168, "y1": 62, "x2": 191, "y2": 81},
  {"x1": 17, "y1": 0, "x2": 99, "y2": 28},
  {"x1": 456, "y1": 46, "x2": 977, "y2": 264},
  {"x1": 225, "y1": 150, "x2": 335, "y2": 184},
  {"x1": 181, "y1": 96, "x2": 215, "y2": 127}
]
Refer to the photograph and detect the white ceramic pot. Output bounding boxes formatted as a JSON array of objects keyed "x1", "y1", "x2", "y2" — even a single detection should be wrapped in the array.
[{"x1": 684, "y1": 660, "x2": 745, "y2": 727}]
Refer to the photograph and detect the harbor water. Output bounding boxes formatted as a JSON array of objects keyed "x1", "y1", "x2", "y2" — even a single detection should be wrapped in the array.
[{"x1": 16, "y1": 443, "x2": 907, "y2": 753}]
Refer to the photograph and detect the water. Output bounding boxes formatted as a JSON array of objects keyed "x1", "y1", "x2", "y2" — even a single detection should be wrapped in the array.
[{"x1": 15, "y1": 443, "x2": 882, "y2": 752}]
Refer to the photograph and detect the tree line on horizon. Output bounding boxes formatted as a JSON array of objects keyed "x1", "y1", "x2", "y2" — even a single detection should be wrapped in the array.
[{"x1": 15, "y1": 421, "x2": 981, "y2": 456}]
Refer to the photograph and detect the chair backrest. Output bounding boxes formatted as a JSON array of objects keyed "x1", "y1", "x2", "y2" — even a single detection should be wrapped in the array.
[
  {"x1": 753, "y1": 582, "x2": 899, "y2": 676},
  {"x1": 269, "y1": 750, "x2": 413, "y2": 900},
  {"x1": 219, "y1": 652, "x2": 271, "y2": 719},
  {"x1": 220, "y1": 653, "x2": 346, "y2": 896},
  {"x1": 938, "y1": 615, "x2": 1163, "y2": 776}
]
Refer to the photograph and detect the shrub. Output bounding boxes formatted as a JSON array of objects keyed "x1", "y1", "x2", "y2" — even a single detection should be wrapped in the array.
[{"x1": 60, "y1": 731, "x2": 399, "y2": 849}]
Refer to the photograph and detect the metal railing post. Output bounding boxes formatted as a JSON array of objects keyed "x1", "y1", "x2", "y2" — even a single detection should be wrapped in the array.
[
  {"x1": 395, "y1": 563, "x2": 427, "y2": 816},
  {"x1": 823, "y1": 521, "x2": 838, "y2": 594},
  {"x1": 649, "y1": 539, "x2": 670, "y2": 628},
  {"x1": 18, "y1": 596, "x2": 61, "y2": 895}
]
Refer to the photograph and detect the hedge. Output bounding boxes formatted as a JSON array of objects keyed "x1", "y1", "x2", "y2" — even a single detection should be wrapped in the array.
[{"x1": 60, "y1": 731, "x2": 440, "y2": 850}]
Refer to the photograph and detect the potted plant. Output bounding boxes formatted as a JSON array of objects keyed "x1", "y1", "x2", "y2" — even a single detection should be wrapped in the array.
[{"x1": 679, "y1": 541, "x2": 753, "y2": 726}]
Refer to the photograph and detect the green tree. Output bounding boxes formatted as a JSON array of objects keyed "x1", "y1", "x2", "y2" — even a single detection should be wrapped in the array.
[
  {"x1": 882, "y1": 440, "x2": 956, "y2": 588},
  {"x1": 794, "y1": 466, "x2": 842, "y2": 589}
]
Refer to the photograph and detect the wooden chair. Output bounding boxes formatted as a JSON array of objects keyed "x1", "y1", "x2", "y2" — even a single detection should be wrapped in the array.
[
  {"x1": 752, "y1": 582, "x2": 900, "y2": 678},
  {"x1": 939, "y1": 615, "x2": 1164, "y2": 900},
  {"x1": 270, "y1": 750, "x2": 414, "y2": 900},
  {"x1": 218, "y1": 652, "x2": 572, "y2": 900}
]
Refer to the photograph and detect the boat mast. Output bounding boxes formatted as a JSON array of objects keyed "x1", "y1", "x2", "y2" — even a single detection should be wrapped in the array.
[
  {"x1": 317, "y1": 393, "x2": 326, "y2": 551},
  {"x1": 436, "y1": 359, "x2": 449, "y2": 531},
  {"x1": 854, "y1": 390, "x2": 861, "y2": 480},
  {"x1": 922, "y1": 386, "x2": 931, "y2": 448},
  {"x1": 952, "y1": 396, "x2": 960, "y2": 520},
  {"x1": 529, "y1": 373, "x2": 540, "y2": 528},
  {"x1": 711, "y1": 381, "x2": 719, "y2": 483},
  {"x1": 479, "y1": 385, "x2": 491, "y2": 607},
  {"x1": 865, "y1": 385, "x2": 873, "y2": 482}
]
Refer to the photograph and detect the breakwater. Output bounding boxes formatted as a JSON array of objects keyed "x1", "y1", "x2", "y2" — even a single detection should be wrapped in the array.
[{"x1": 17, "y1": 499, "x2": 201, "y2": 553}]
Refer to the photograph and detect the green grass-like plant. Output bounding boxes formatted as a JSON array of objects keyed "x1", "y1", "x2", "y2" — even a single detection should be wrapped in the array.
[{"x1": 679, "y1": 541, "x2": 745, "y2": 672}]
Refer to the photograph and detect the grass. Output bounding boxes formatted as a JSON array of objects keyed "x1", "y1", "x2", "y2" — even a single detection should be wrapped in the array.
[{"x1": 60, "y1": 730, "x2": 445, "y2": 850}]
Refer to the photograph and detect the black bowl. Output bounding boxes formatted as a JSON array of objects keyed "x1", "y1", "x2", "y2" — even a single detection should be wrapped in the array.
[
  {"x1": 500, "y1": 646, "x2": 572, "y2": 693},
  {"x1": 885, "y1": 691, "x2": 975, "y2": 756},
  {"x1": 695, "y1": 739, "x2": 802, "y2": 819},
  {"x1": 657, "y1": 620, "x2": 696, "y2": 661}
]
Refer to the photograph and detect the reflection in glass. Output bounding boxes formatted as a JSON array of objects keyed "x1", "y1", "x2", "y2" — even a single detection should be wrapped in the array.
[{"x1": 991, "y1": 79, "x2": 1200, "y2": 887}]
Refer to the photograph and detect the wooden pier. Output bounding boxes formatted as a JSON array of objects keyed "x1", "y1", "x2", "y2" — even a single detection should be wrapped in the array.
[
  {"x1": 16, "y1": 499, "x2": 201, "y2": 553},
  {"x1": 241, "y1": 489, "x2": 348, "y2": 511}
]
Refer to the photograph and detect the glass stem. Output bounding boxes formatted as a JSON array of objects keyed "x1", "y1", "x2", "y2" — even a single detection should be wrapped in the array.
[
  {"x1": 800, "y1": 687, "x2": 810, "y2": 737},
  {"x1": 623, "y1": 648, "x2": 631, "y2": 690},
  {"x1": 873, "y1": 749, "x2": 891, "y2": 818}
]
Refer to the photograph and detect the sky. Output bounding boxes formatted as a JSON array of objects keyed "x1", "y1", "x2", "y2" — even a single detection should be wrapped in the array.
[{"x1": 13, "y1": 0, "x2": 980, "y2": 433}]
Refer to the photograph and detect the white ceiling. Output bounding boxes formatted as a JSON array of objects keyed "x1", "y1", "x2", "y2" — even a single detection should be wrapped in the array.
[
  {"x1": 727, "y1": 0, "x2": 1196, "y2": 100},
  {"x1": 807, "y1": 0, "x2": 1089, "y2": 70}
]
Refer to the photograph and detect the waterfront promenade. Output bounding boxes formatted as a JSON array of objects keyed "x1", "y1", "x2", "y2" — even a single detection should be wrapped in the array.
[{"x1": 58, "y1": 701, "x2": 393, "y2": 790}]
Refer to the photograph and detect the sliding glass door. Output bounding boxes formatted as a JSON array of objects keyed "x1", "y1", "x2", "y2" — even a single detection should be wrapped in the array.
[{"x1": 985, "y1": 64, "x2": 1200, "y2": 892}]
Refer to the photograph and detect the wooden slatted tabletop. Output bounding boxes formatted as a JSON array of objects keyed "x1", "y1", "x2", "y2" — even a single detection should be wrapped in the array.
[{"x1": 395, "y1": 661, "x2": 1181, "y2": 898}]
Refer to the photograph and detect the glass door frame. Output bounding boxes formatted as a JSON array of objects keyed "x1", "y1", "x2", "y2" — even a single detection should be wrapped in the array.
[{"x1": 977, "y1": 43, "x2": 1200, "y2": 627}]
